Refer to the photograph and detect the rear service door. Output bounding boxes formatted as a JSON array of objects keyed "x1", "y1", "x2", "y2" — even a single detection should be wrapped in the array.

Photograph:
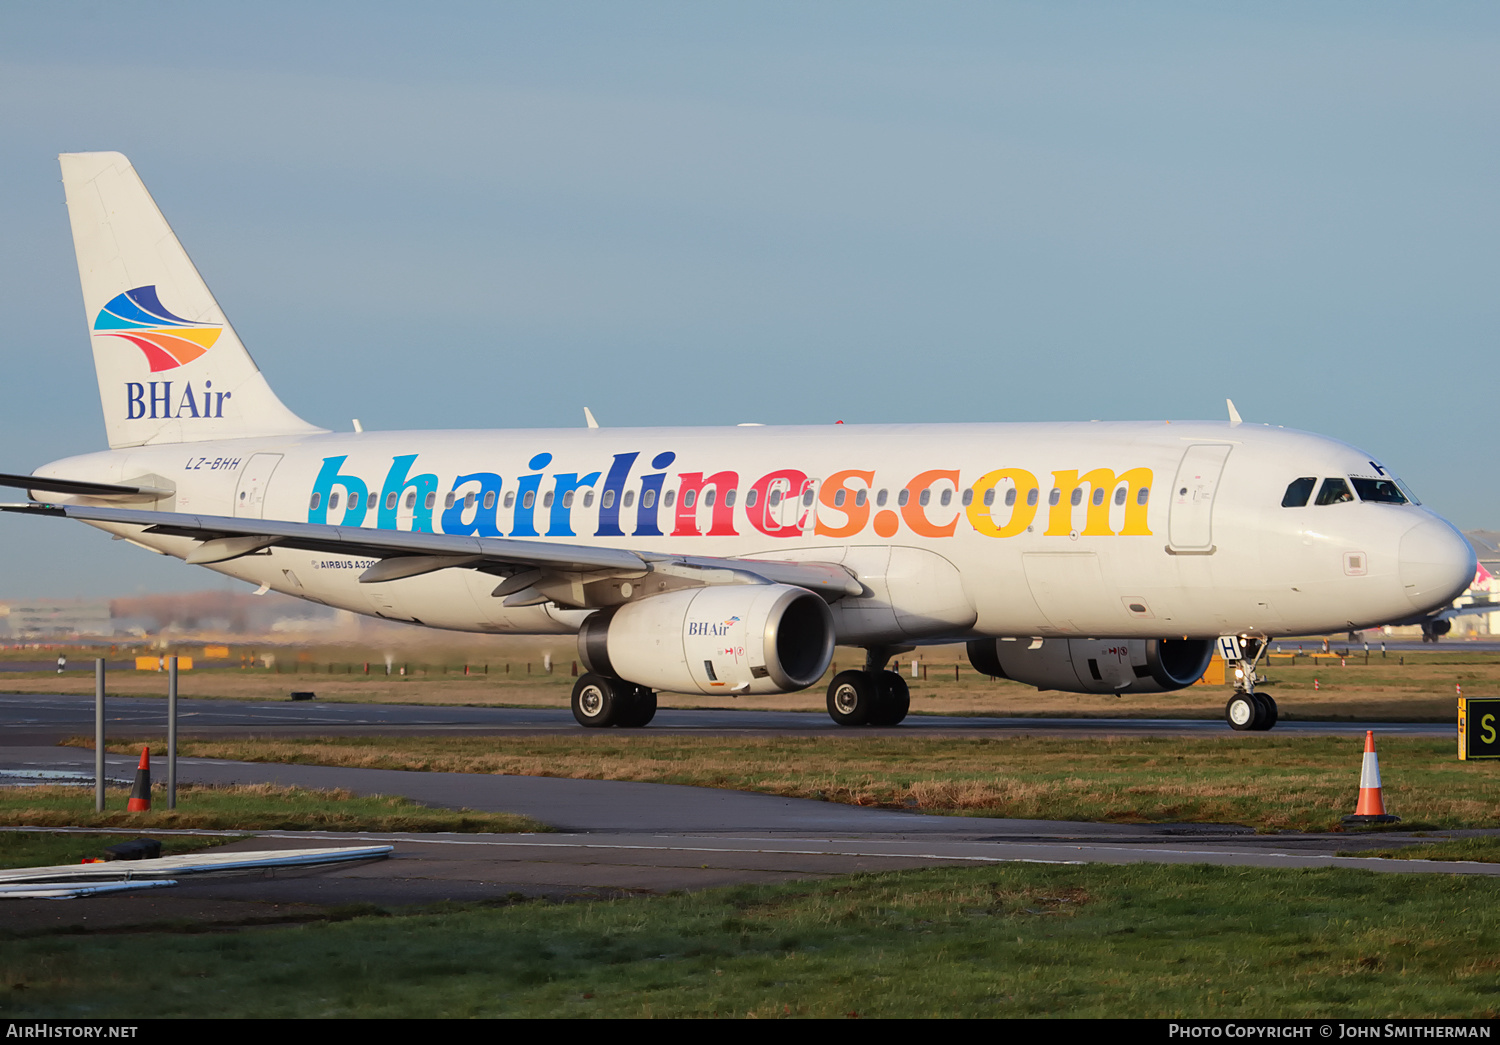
[{"x1": 233, "y1": 453, "x2": 283, "y2": 519}]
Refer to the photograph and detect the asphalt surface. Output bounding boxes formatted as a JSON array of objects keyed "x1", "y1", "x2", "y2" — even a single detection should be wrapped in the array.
[{"x1": 0, "y1": 692, "x2": 1458, "y2": 746}]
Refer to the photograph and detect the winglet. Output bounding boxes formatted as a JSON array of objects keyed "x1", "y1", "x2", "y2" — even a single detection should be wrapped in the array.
[
  {"x1": 1226, "y1": 399, "x2": 1243, "y2": 427},
  {"x1": 584, "y1": 407, "x2": 599, "y2": 429}
]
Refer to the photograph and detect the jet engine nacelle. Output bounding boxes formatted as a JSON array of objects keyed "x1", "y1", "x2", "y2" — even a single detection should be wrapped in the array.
[
  {"x1": 578, "y1": 584, "x2": 835, "y2": 695},
  {"x1": 966, "y1": 637, "x2": 1214, "y2": 694}
]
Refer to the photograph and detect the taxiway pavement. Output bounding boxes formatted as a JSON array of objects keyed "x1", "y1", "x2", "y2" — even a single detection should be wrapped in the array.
[{"x1": 0, "y1": 692, "x2": 1456, "y2": 746}]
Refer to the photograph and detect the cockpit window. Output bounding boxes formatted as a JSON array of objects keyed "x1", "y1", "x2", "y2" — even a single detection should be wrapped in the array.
[
  {"x1": 1350, "y1": 477, "x2": 1408, "y2": 504},
  {"x1": 1281, "y1": 477, "x2": 1316, "y2": 507},
  {"x1": 1315, "y1": 477, "x2": 1354, "y2": 505}
]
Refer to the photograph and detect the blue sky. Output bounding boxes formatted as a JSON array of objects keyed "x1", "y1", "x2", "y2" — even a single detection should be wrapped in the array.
[{"x1": 1, "y1": 2, "x2": 1496, "y2": 596}]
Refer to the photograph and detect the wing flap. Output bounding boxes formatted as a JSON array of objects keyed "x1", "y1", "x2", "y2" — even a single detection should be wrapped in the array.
[{"x1": 0, "y1": 502, "x2": 863, "y2": 602}]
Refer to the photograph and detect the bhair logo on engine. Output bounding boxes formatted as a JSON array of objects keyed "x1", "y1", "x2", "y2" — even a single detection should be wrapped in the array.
[{"x1": 688, "y1": 616, "x2": 742, "y2": 637}]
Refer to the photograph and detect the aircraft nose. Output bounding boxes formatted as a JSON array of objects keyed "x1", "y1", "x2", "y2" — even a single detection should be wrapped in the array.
[{"x1": 1399, "y1": 516, "x2": 1476, "y2": 613}]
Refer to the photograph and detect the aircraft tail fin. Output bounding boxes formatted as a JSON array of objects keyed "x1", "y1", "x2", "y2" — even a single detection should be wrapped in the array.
[{"x1": 60, "y1": 152, "x2": 325, "y2": 449}]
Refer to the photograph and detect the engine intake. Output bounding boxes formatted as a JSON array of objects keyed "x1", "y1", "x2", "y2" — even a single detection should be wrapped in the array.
[
  {"x1": 966, "y1": 637, "x2": 1214, "y2": 694},
  {"x1": 579, "y1": 584, "x2": 835, "y2": 695}
]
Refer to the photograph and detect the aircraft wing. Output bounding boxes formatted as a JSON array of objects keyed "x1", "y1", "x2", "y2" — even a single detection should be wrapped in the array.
[
  {"x1": 1433, "y1": 600, "x2": 1500, "y2": 622},
  {"x1": 0, "y1": 501, "x2": 864, "y2": 607}
]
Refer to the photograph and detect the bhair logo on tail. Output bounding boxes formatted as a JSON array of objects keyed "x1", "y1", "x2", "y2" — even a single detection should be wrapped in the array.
[
  {"x1": 92, "y1": 286, "x2": 222, "y2": 372},
  {"x1": 61, "y1": 151, "x2": 324, "y2": 448}
]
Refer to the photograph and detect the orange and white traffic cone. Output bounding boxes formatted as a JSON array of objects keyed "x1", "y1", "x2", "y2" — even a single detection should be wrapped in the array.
[
  {"x1": 1342, "y1": 730, "x2": 1399, "y2": 824},
  {"x1": 126, "y1": 747, "x2": 152, "y2": 812}
]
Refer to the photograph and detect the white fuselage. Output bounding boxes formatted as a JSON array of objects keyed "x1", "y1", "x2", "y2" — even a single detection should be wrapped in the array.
[{"x1": 35, "y1": 419, "x2": 1475, "y2": 645}]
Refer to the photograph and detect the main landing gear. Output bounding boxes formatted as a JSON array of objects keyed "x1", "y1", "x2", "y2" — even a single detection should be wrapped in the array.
[
  {"x1": 571, "y1": 673, "x2": 658, "y2": 728},
  {"x1": 825, "y1": 647, "x2": 911, "y2": 727},
  {"x1": 1219, "y1": 635, "x2": 1277, "y2": 732}
]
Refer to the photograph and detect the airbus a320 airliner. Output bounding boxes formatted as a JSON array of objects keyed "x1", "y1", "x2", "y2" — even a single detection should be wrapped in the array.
[{"x1": 0, "y1": 153, "x2": 1476, "y2": 731}]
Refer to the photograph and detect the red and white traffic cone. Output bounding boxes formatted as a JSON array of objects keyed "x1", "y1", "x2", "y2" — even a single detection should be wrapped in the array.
[
  {"x1": 126, "y1": 747, "x2": 152, "y2": 812},
  {"x1": 1343, "y1": 731, "x2": 1399, "y2": 824}
]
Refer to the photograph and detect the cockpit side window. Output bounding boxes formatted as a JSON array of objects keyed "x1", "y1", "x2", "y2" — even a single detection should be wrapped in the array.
[
  {"x1": 1350, "y1": 477, "x2": 1408, "y2": 504},
  {"x1": 1281, "y1": 477, "x2": 1316, "y2": 507},
  {"x1": 1315, "y1": 477, "x2": 1354, "y2": 505}
]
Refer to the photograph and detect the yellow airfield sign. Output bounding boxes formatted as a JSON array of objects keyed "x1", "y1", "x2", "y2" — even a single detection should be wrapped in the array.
[{"x1": 1458, "y1": 698, "x2": 1500, "y2": 760}]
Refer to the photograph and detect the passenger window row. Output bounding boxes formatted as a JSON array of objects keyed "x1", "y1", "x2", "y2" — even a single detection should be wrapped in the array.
[{"x1": 311, "y1": 481, "x2": 1153, "y2": 516}]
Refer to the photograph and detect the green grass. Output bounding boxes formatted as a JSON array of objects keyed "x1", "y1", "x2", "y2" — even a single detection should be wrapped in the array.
[
  {"x1": 95, "y1": 733, "x2": 1500, "y2": 832},
  {"x1": 0, "y1": 831, "x2": 233, "y2": 870},
  {"x1": 1, "y1": 863, "x2": 1497, "y2": 1018},
  {"x1": 1341, "y1": 835, "x2": 1500, "y2": 863},
  {"x1": 0, "y1": 783, "x2": 546, "y2": 834}
]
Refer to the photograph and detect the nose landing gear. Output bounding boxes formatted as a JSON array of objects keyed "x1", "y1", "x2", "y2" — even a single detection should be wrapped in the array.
[
  {"x1": 1219, "y1": 636, "x2": 1277, "y2": 731},
  {"x1": 1224, "y1": 690, "x2": 1278, "y2": 731}
]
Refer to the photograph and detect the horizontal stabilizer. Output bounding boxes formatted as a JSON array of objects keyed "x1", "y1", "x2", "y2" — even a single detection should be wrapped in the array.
[{"x1": 0, "y1": 471, "x2": 172, "y2": 500}]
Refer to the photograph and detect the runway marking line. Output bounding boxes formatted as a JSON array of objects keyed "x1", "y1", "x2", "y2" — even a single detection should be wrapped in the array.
[{"x1": 239, "y1": 831, "x2": 1500, "y2": 875}]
